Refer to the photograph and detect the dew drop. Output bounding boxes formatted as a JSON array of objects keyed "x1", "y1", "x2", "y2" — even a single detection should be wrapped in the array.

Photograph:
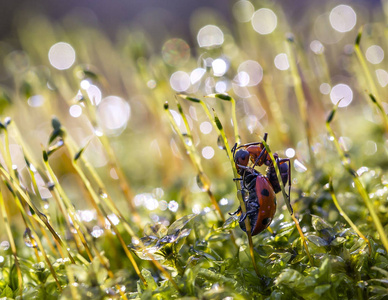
[
  {"x1": 294, "y1": 159, "x2": 307, "y2": 173},
  {"x1": 23, "y1": 228, "x2": 38, "y2": 248},
  {"x1": 183, "y1": 135, "x2": 193, "y2": 147},
  {"x1": 217, "y1": 135, "x2": 226, "y2": 150},
  {"x1": 196, "y1": 172, "x2": 210, "y2": 192}
]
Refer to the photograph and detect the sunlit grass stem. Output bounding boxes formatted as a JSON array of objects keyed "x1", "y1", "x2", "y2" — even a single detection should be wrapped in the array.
[
  {"x1": 0, "y1": 189, "x2": 23, "y2": 298},
  {"x1": 164, "y1": 101, "x2": 225, "y2": 222},
  {"x1": 205, "y1": 94, "x2": 240, "y2": 146},
  {"x1": 213, "y1": 111, "x2": 260, "y2": 277},
  {"x1": 285, "y1": 40, "x2": 316, "y2": 170},
  {"x1": 77, "y1": 92, "x2": 141, "y2": 222},
  {"x1": 71, "y1": 144, "x2": 183, "y2": 292},
  {"x1": 328, "y1": 179, "x2": 371, "y2": 254},
  {"x1": 43, "y1": 153, "x2": 137, "y2": 297},
  {"x1": 178, "y1": 94, "x2": 259, "y2": 276},
  {"x1": 6, "y1": 187, "x2": 62, "y2": 291},
  {"x1": 261, "y1": 139, "x2": 313, "y2": 265},
  {"x1": 0, "y1": 163, "x2": 76, "y2": 264},
  {"x1": 45, "y1": 148, "x2": 146, "y2": 284},
  {"x1": 326, "y1": 103, "x2": 388, "y2": 253},
  {"x1": 354, "y1": 28, "x2": 388, "y2": 133}
]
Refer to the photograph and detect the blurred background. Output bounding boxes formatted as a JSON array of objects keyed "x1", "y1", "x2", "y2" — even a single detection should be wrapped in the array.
[{"x1": 0, "y1": 0, "x2": 387, "y2": 248}]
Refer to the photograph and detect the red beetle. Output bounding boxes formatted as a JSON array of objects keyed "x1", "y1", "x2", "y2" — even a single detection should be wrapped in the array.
[{"x1": 230, "y1": 133, "x2": 291, "y2": 236}]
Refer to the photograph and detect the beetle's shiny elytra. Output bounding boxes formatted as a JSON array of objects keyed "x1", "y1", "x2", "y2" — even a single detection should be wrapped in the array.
[{"x1": 238, "y1": 171, "x2": 276, "y2": 235}]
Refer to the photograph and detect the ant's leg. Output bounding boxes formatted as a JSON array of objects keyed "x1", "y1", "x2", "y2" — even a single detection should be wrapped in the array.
[
  {"x1": 239, "y1": 209, "x2": 257, "y2": 222},
  {"x1": 263, "y1": 132, "x2": 268, "y2": 142},
  {"x1": 277, "y1": 158, "x2": 293, "y2": 213},
  {"x1": 233, "y1": 178, "x2": 243, "y2": 181},
  {"x1": 229, "y1": 206, "x2": 241, "y2": 216},
  {"x1": 231, "y1": 143, "x2": 237, "y2": 156},
  {"x1": 252, "y1": 147, "x2": 268, "y2": 169},
  {"x1": 236, "y1": 142, "x2": 263, "y2": 150}
]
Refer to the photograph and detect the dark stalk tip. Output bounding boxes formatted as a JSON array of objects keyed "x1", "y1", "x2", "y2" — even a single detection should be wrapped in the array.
[
  {"x1": 348, "y1": 168, "x2": 357, "y2": 177},
  {"x1": 214, "y1": 116, "x2": 223, "y2": 130},
  {"x1": 163, "y1": 102, "x2": 169, "y2": 110},
  {"x1": 355, "y1": 30, "x2": 362, "y2": 46},
  {"x1": 177, "y1": 102, "x2": 183, "y2": 114},
  {"x1": 178, "y1": 94, "x2": 201, "y2": 103},
  {"x1": 326, "y1": 109, "x2": 336, "y2": 124},
  {"x1": 74, "y1": 148, "x2": 85, "y2": 161},
  {"x1": 369, "y1": 94, "x2": 377, "y2": 103},
  {"x1": 5, "y1": 182, "x2": 14, "y2": 194},
  {"x1": 43, "y1": 151, "x2": 48, "y2": 162},
  {"x1": 214, "y1": 93, "x2": 231, "y2": 101}
]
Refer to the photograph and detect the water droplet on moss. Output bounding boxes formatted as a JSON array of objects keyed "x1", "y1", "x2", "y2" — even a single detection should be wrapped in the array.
[
  {"x1": 23, "y1": 228, "x2": 38, "y2": 248},
  {"x1": 217, "y1": 135, "x2": 225, "y2": 150},
  {"x1": 196, "y1": 172, "x2": 210, "y2": 191}
]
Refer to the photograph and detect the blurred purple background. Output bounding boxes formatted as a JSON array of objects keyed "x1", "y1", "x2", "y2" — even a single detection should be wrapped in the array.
[{"x1": 1, "y1": 0, "x2": 381, "y2": 43}]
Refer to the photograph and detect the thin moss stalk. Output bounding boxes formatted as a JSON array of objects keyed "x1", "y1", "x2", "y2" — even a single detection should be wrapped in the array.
[
  {"x1": 72, "y1": 143, "x2": 185, "y2": 293},
  {"x1": 262, "y1": 81, "x2": 290, "y2": 145},
  {"x1": 164, "y1": 101, "x2": 225, "y2": 222},
  {"x1": 62, "y1": 129, "x2": 137, "y2": 236},
  {"x1": 77, "y1": 93, "x2": 141, "y2": 222},
  {"x1": 0, "y1": 189, "x2": 23, "y2": 298},
  {"x1": 354, "y1": 28, "x2": 388, "y2": 133},
  {"x1": 261, "y1": 139, "x2": 313, "y2": 265},
  {"x1": 0, "y1": 165, "x2": 76, "y2": 264},
  {"x1": 205, "y1": 93, "x2": 240, "y2": 146},
  {"x1": 65, "y1": 264, "x2": 81, "y2": 300},
  {"x1": 44, "y1": 150, "x2": 144, "y2": 295},
  {"x1": 328, "y1": 179, "x2": 371, "y2": 254},
  {"x1": 212, "y1": 110, "x2": 260, "y2": 276},
  {"x1": 326, "y1": 103, "x2": 388, "y2": 253},
  {"x1": 7, "y1": 187, "x2": 62, "y2": 291},
  {"x1": 285, "y1": 40, "x2": 316, "y2": 170},
  {"x1": 178, "y1": 94, "x2": 259, "y2": 276},
  {"x1": 70, "y1": 146, "x2": 150, "y2": 286}
]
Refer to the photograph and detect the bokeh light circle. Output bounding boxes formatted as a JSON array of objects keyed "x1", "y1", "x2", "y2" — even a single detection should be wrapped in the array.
[
  {"x1": 329, "y1": 5, "x2": 357, "y2": 33},
  {"x1": 48, "y1": 42, "x2": 76, "y2": 70},
  {"x1": 190, "y1": 68, "x2": 206, "y2": 85},
  {"x1": 310, "y1": 40, "x2": 324, "y2": 54},
  {"x1": 237, "y1": 60, "x2": 263, "y2": 86},
  {"x1": 97, "y1": 96, "x2": 131, "y2": 135},
  {"x1": 251, "y1": 8, "x2": 277, "y2": 35},
  {"x1": 330, "y1": 84, "x2": 353, "y2": 107},
  {"x1": 197, "y1": 25, "x2": 224, "y2": 48},
  {"x1": 274, "y1": 53, "x2": 289, "y2": 70},
  {"x1": 233, "y1": 1, "x2": 255, "y2": 23},
  {"x1": 170, "y1": 71, "x2": 190, "y2": 92},
  {"x1": 162, "y1": 38, "x2": 190, "y2": 67},
  {"x1": 366, "y1": 45, "x2": 384, "y2": 64},
  {"x1": 69, "y1": 105, "x2": 82, "y2": 118},
  {"x1": 376, "y1": 69, "x2": 388, "y2": 87},
  {"x1": 212, "y1": 58, "x2": 228, "y2": 76},
  {"x1": 202, "y1": 146, "x2": 215, "y2": 159},
  {"x1": 319, "y1": 83, "x2": 331, "y2": 95}
]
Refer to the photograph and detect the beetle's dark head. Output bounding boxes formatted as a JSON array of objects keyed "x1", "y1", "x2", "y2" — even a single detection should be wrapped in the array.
[{"x1": 234, "y1": 149, "x2": 250, "y2": 175}]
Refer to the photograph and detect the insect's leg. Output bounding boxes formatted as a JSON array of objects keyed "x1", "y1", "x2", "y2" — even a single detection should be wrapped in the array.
[
  {"x1": 229, "y1": 206, "x2": 241, "y2": 216},
  {"x1": 231, "y1": 143, "x2": 237, "y2": 156},
  {"x1": 277, "y1": 157, "x2": 293, "y2": 213},
  {"x1": 263, "y1": 132, "x2": 268, "y2": 142},
  {"x1": 236, "y1": 142, "x2": 262, "y2": 150},
  {"x1": 239, "y1": 209, "x2": 257, "y2": 222},
  {"x1": 252, "y1": 147, "x2": 268, "y2": 169}
]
